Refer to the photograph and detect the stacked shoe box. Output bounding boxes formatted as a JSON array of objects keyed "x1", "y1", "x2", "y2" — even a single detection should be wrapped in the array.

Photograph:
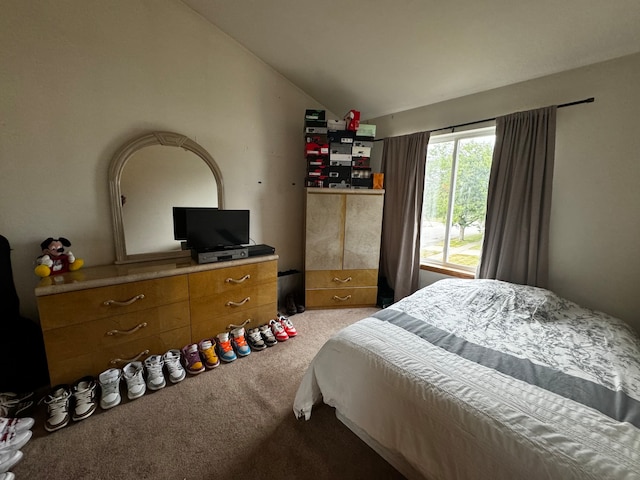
[
  {"x1": 351, "y1": 123, "x2": 376, "y2": 189},
  {"x1": 304, "y1": 109, "x2": 377, "y2": 189},
  {"x1": 304, "y1": 110, "x2": 330, "y2": 188}
]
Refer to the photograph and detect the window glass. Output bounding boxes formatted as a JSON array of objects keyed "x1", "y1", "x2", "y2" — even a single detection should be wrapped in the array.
[{"x1": 421, "y1": 128, "x2": 495, "y2": 272}]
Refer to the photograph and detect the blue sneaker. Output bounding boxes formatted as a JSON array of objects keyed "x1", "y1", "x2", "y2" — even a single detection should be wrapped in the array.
[
  {"x1": 216, "y1": 332, "x2": 237, "y2": 363},
  {"x1": 230, "y1": 327, "x2": 252, "y2": 357}
]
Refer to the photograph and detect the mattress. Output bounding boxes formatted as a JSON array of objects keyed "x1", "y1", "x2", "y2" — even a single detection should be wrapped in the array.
[{"x1": 293, "y1": 279, "x2": 640, "y2": 480}]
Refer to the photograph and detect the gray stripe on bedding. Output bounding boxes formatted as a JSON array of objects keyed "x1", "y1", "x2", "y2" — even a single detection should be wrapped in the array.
[{"x1": 373, "y1": 308, "x2": 640, "y2": 428}]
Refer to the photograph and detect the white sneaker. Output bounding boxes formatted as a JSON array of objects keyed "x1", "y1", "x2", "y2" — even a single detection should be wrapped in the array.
[
  {"x1": 43, "y1": 385, "x2": 71, "y2": 432},
  {"x1": 123, "y1": 362, "x2": 146, "y2": 400},
  {"x1": 163, "y1": 349, "x2": 186, "y2": 384},
  {"x1": 98, "y1": 368, "x2": 122, "y2": 410},
  {"x1": 0, "y1": 473, "x2": 16, "y2": 480},
  {"x1": 0, "y1": 450, "x2": 22, "y2": 474},
  {"x1": 0, "y1": 417, "x2": 35, "y2": 433},
  {"x1": 71, "y1": 376, "x2": 97, "y2": 422},
  {"x1": 0, "y1": 429, "x2": 30, "y2": 452},
  {"x1": 143, "y1": 355, "x2": 166, "y2": 391}
]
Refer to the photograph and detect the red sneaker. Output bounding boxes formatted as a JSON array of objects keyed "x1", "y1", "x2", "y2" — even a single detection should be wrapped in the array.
[
  {"x1": 269, "y1": 319, "x2": 289, "y2": 342},
  {"x1": 276, "y1": 313, "x2": 297, "y2": 337}
]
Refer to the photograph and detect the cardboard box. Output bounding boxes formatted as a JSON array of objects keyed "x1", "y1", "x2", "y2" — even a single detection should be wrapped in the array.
[
  {"x1": 355, "y1": 134, "x2": 375, "y2": 142},
  {"x1": 305, "y1": 126, "x2": 328, "y2": 134},
  {"x1": 306, "y1": 133, "x2": 328, "y2": 144},
  {"x1": 330, "y1": 159, "x2": 352, "y2": 167},
  {"x1": 353, "y1": 139, "x2": 374, "y2": 148},
  {"x1": 328, "y1": 181, "x2": 351, "y2": 189},
  {"x1": 305, "y1": 142, "x2": 329, "y2": 156},
  {"x1": 351, "y1": 178, "x2": 373, "y2": 189},
  {"x1": 305, "y1": 109, "x2": 326, "y2": 121},
  {"x1": 306, "y1": 176, "x2": 330, "y2": 188},
  {"x1": 352, "y1": 146, "x2": 371, "y2": 157},
  {"x1": 326, "y1": 119, "x2": 346, "y2": 131},
  {"x1": 328, "y1": 166, "x2": 351, "y2": 182},
  {"x1": 307, "y1": 166, "x2": 329, "y2": 177},
  {"x1": 328, "y1": 130, "x2": 355, "y2": 144},
  {"x1": 305, "y1": 120, "x2": 328, "y2": 128},
  {"x1": 356, "y1": 124, "x2": 376, "y2": 137},
  {"x1": 307, "y1": 156, "x2": 330, "y2": 168},
  {"x1": 352, "y1": 157, "x2": 371, "y2": 168},
  {"x1": 330, "y1": 143, "x2": 351, "y2": 155},
  {"x1": 329, "y1": 153, "x2": 352, "y2": 163},
  {"x1": 351, "y1": 167, "x2": 372, "y2": 179}
]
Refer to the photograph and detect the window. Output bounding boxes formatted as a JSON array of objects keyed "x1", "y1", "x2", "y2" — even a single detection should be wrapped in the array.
[{"x1": 420, "y1": 127, "x2": 495, "y2": 274}]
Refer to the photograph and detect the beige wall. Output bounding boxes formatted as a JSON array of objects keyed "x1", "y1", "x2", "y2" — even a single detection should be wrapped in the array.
[
  {"x1": 0, "y1": 0, "x2": 324, "y2": 321},
  {"x1": 369, "y1": 53, "x2": 640, "y2": 330}
]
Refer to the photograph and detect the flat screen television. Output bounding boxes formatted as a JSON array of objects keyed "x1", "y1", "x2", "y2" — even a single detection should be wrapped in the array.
[
  {"x1": 172, "y1": 207, "x2": 218, "y2": 242},
  {"x1": 184, "y1": 208, "x2": 250, "y2": 251}
]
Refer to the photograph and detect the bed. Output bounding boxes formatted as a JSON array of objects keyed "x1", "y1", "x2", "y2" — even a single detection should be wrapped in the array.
[{"x1": 293, "y1": 279, "x2": 640, "y2": 480}]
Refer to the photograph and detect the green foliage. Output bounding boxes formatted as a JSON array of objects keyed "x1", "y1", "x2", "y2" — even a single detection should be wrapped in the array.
[{"x1": 424, "y1": 136, "x2": 493, "y2": 241}]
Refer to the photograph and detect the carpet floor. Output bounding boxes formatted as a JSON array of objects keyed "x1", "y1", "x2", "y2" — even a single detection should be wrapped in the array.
[{"x1": 12, "y1": 307, "x2": 407, "y2": 480}]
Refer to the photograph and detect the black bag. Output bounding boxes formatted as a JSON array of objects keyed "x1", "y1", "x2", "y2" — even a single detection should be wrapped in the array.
[{"x1": 0, "y1": 235, "x2": 50, "y2": 392}]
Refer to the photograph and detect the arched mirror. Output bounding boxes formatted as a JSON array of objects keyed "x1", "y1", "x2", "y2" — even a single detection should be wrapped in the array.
[{"x1": 109, "y1": 131, "x2": 224, "y2": 264}]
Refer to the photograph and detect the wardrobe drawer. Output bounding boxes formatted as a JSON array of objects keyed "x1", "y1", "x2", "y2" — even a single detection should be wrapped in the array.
[
  {"x1": 306, "y1": 287, "x2": 378, "y2": 308},
  {"x1": 38, "y1": 275, "x2": 189, "y2": 330},
  {"x1": 42, "y1": 300, "x2": 190, "y2": 359},
  {"x1": 189, "y1": 260, "x2": 277, "y2": 298},
  {"x1": 305, "y1": 269, "x2": 378, "y2": 289},
  {"x1": 190, "y1": 302, "x2": 277, "y2": 341},
  {"x1": 46, "y1": 325, "x2": 191, "y2": 386}
]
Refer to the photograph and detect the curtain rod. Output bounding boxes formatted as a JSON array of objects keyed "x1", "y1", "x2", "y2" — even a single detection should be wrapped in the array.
[{"x1": 373, "y1": 97, "x2": 595, "y2": 141}]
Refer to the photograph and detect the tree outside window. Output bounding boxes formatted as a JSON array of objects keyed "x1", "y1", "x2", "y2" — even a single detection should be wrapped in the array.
[{"x1": 421, "y1": 127, "x2": 495, "y2": 272}]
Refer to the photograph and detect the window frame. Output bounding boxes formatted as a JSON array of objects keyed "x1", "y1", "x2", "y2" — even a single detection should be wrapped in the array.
[{"x1": 420, "y1": 126, "x2": 496, "y2": 276}]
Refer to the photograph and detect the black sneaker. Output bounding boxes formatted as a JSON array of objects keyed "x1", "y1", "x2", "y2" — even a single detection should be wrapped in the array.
[{"x1": 246, "y1": 327, "x2": 267, "y2": 351}]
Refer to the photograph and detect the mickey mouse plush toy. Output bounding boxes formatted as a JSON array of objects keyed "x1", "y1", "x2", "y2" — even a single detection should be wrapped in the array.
[{"x1": 35, "y1": 237, "x2": 84, "y2": 277}]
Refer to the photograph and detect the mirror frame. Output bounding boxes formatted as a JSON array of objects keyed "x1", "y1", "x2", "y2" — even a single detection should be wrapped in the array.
[{"x1": 109, "y1": 131, "x2": 225, "y2": 264}]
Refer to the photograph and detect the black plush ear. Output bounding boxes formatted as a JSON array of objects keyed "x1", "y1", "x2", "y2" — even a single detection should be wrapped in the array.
[
  {"x1": 58, "y1": 237, "x2": 72, "y2": 247},
  {"x1": 40, "y1": 237, "x2": 55, "y2": 251}
]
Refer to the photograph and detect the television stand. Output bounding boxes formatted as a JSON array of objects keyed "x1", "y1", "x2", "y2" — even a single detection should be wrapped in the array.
[{"x1": 191, "y1": 245, "x2": 248, "y2": 264}]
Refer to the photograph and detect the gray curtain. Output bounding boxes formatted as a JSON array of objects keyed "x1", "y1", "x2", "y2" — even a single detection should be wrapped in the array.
[
  {"x1": 478, "y1": 106, "x2": 557, "y2": 287},
  {"x1": 380, "y1": 131, "x2": 430, "y2": 301}
]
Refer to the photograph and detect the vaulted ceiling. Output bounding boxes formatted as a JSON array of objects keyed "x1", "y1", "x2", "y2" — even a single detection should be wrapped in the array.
[{"x1": 182, "y1": 0, "x2": 640, "y2": 119}]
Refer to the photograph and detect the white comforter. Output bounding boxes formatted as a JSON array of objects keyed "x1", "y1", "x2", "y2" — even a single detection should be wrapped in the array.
[{"x1": 293, "y1": 279, "x2": 640, "y2": 480}]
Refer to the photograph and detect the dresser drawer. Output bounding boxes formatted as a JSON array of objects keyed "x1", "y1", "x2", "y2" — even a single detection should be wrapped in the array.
[
  {"x1": 305, "y1": 269, "x2": 378, "y2": 289},
  {"x1": 306, "y1": 287, "x2": 378, "y2": 308},
  {"x1": 38, "y1": 275, "x2": 189, "y2": 330},
  {"x1": 46, "y1": 325, "x2": 191, "y2": 386},
  {"x1": 42, "y1": 300, "x2": 190, "y2": 359},
  {"x1": 190, "y1": 280, "x2": 277, "y2": 318},
  {"x1": 189, "y1": 260, "x2": 277, "y2": 298},
  {"x1": 190, "y1": 302, "x2": 277, "y2": 341}
]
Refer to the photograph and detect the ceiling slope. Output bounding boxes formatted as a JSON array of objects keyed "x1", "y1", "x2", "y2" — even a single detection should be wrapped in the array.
[{"x1": 182, "y1": 0, "x2": 640, "y2": 119}]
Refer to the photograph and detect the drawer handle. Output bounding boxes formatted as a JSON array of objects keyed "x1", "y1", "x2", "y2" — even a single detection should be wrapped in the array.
[
  {"x1": 333, "y1": 276, "x2": 353, "y2": 283},
  {"x1": 225, "y1": 274, "x2": 251, "y2": 284},
  {"x1": 103, "y1": 294, "x2": 145, "y2": 307},
  {"x1": 109, "y1": 349, "x2": 149, "y2": 365},
  {"x1": 227, "y1": 319, "x2": 251, "y2": 330},
  {"x1": 106, "y1": 322, "x2": 148, "y2": 336},
  {"x1": 226, "y1": 296, "x2": 250, "y2": 307},
  {"x1": 333, "y1": 294, "x2": 352, "y2": 302}
]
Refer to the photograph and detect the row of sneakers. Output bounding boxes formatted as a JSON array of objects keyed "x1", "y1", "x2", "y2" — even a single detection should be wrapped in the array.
[
  {"x1": 181, "y1": 314, "x2": 298, "y2": 371},
  {"x1": 42, "y1": 313, "x2": 298, "y2": 433},
  {"x1": 42, "y1": 348, "x2": 188, "y2": 433},
  {"x1": 0, "y1": 413, "x2": 36, "y2": 480}
]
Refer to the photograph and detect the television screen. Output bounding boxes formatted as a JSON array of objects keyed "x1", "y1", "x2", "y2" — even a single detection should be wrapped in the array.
[
  {"x1": 185, "y1": 209, "x2": 250, "y2": 250},
  {"x1": 172, "y1": 207, "x2": 218, "y2": 241}
]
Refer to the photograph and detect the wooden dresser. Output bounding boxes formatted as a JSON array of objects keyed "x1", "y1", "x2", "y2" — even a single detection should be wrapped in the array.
[
  {"x1": 304, "y1": 188, "x2": 384, "y2": 309},
  {"x1": 36, "y1": 255, "x2": 278, "y2": 386}
]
